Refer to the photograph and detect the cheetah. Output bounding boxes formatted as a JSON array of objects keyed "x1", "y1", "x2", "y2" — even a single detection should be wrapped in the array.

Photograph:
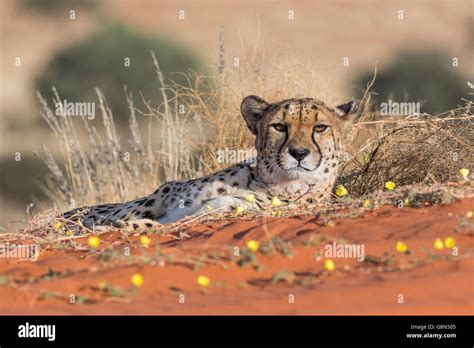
[{"x1": 63, "y1": 95, "x2": 362, "y2": 231}]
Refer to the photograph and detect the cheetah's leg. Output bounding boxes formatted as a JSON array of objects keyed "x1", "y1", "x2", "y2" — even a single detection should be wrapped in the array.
[
  {"x1": 86, "y1": 218, "x2": 162, "y2": 234},
  {"x1": 111, "y1": 218, "x2": 163, "y2": 233},
  {"x1": 90, "y1": 225, "x2": 116, "y2": 233}
]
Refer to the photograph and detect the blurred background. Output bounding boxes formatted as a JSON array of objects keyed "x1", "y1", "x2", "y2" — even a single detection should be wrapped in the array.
[{"x1": 0, "y1": 0, "x2": 472, "y2": 230}]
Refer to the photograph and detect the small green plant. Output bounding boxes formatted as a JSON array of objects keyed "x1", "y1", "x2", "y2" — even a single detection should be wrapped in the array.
[
  {"x1": 98, "y1": 282, "x2": 126, "y2": 298},
  {"x1": 456, "y1": 213, "x2": 474, "y2": 235},
  {"x1": 0, "y1": 275, "x2": 10, "y2": 285},
  {"x1": 99, "y1": 248, "x2": 119, "y2": 263},
  {"x1": 39, "y1": 291, "x2": 58, "y2": 301},
  {"x1": 236, "y1": 247, "x2": 258, "y2": 268},
  {"x1": 261, "y1": 237, "x2": 294, "y2": 258},
  {"x1": 271, "y1": 269, "x2": 295, "y2": 284}
]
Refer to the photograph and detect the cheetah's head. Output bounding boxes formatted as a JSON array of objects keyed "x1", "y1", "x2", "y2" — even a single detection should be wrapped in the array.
[{"x1": 241, "y1": 96, "x2": 361, "y2": 185}]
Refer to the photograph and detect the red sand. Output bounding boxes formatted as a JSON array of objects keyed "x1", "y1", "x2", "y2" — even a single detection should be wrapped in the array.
[{"x1": 0, "y1": 199, "x2": 473, "y2": 315}]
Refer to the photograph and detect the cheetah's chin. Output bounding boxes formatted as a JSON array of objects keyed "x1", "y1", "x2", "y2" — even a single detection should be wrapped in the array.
[
  {"x1": 284, "y1": 165, "x2": 316, "y2": 179},
  {"x1": 287, "y1": 165, "x2": 312, "y2": 172}
]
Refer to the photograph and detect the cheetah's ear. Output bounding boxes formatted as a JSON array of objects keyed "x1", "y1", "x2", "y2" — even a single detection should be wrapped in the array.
[
  {"x1": 335, "y1": 101, "x2": 360, "y2": 119},
  {"x1": 336, "y1": 101, "x2": 359, "y2": 117},
  {"x1": 241, "y1": 95, "x2": 271, "y2": 135}
]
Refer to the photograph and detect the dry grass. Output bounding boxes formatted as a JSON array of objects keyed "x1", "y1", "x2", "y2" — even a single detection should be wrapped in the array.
[
  {"x1": 339, "y1": 101, "x2": 473, "y2": 196},
  {"x1": 32, "y1": 38, "x2": 473, "y2": 222},
  {"x1": 35, "y1": 40, "x2": 344, "y2": 212},
  {"x1": 9, "y1": 181, "x2": 474, "y2": 245}
]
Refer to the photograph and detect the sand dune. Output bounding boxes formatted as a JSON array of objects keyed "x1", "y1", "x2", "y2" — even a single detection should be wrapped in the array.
[{"x1": 0, "y1": 197, "x2": 472, "y2": 315}]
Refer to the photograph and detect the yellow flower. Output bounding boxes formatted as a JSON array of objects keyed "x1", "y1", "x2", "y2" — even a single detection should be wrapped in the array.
[
  {"x1": 271, "y1": 196, "x2": 284, "y2": 207},
  {"x1": 363, "y1": 199, "x2": 371, "y2": 208},
  {"x1": 140, "y1": 235, "x2": 151, "y2": 248},
  {"x1": 197, "y1": 275, "x2": 210, "y2": 287},
  {"x1": 459, "y1": 168, "x2": 469, "y2": 178},
  {"x1": 207, "y1": 205, "x2": 213, "y2": 211},
  {"x1": 324, "y1": 259, "x2": 335, "y2": 271},
  {"x1": 271, "y1": 210, "x2": 282, "y2": 217},
  {"x1": 362, "y1": 153, "x2": 370, "y2": 164},
  {"x1": 466, "y1": 211, "x2": 473, "y2": 218},
  {"x1": 52, "y1": 220, "x2": 63, "y2": 230},
  {"x1": 244, "y1": 193, "x2": 255, "y2": 203},
  {"x1": 433, "y1": 238, "x2": 444, "y2": 250},
  {"x1": 65, "y1": 229, "x2": 73, "y2": 236},
  {"x1": 335, "y1": 184, "x2": 348, "y2": 197},
  {"x1": 131, "y1": 273, "x2": 144, "y2": 287},
  {"x1": 396, "y1": 241, "x2": 408, "y2": 253},
  {"x1": 234, "y1": 206, "x2": 245, "y2": 214},
  {"x1": 246, "y1": 240, "x2": 260, "y2": 253},
  {"x1": 98, "y1": 281, "x2": 107, "y2": 290},
  {"x1": 88, "y1": 236, "x2": 101, "y2": 248},
  {"x1": 444, "y1": 237, "x2": 456, "y2": 249},
  {"x1": 385, "y1": 181, "x2": 396, "y2": 191}
]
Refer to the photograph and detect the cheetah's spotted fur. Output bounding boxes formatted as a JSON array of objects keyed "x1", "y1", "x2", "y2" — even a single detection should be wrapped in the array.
[{"x1": 63, "y1": 95, "x2": 361, "y2": 231}]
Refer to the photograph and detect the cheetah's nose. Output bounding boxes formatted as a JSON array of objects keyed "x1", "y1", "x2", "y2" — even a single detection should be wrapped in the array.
[{"x1": 289, "y1": 148, "x2": 310, "y2": 161}]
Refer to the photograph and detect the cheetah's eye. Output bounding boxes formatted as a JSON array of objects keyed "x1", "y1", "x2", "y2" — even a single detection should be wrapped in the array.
[
  {"x1": 272, "y1": 123, "x2": 287, "y2": 132},
  {"x1": 313, "y1": 125, "x2": 329, "y2": 133}
]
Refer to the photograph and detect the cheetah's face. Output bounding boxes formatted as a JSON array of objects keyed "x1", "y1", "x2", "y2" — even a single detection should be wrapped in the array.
[{"x1": 241, "y1": 96, "x2": 360, "y2": 182}]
